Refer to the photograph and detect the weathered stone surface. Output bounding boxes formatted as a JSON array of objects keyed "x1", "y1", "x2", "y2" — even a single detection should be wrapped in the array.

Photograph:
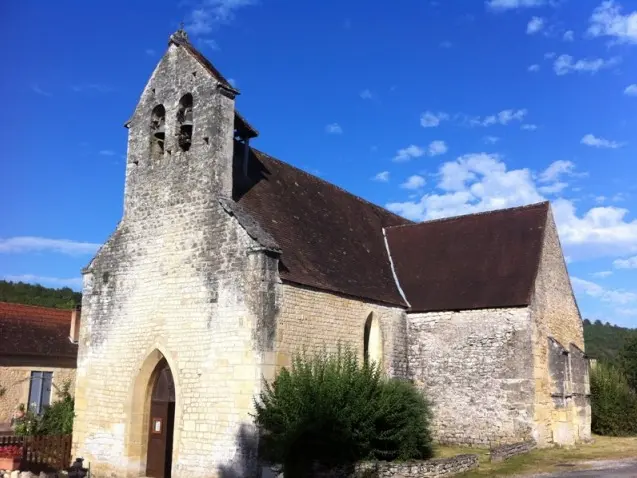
[
  {"x1": 408, "y1": 307, "x2": 535, "y2": 446},
  {"x1": 275, "y1": 284, "x2": 408, "y2": 378},
  {"x1": 530, "y1": 212, "x2": 591, "y2": 446},
  {"x1": 489, "y1": 440, "x2": 536, "y2": 462},
  {"x1": 72, "y1": 41, "x2": 279, "y2": 478}
]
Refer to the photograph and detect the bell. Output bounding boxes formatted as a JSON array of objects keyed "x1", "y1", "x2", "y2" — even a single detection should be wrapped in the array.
[{"x1": 182, "y1": 106, "x2": 193, "y2": 127}]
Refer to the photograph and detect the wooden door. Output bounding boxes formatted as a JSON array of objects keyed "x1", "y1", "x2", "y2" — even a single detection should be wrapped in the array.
[{"x1": 145, "y1": 362, "x2": 175, "y2": 478}]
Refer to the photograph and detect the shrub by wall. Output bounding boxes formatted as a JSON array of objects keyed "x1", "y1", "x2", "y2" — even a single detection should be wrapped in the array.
[
  {"x1": 254, "y1": 347, "x2": 433, "y2": 477},
  {"x1": 590, "y1": 362, "x2": 637, "y2": 436}
]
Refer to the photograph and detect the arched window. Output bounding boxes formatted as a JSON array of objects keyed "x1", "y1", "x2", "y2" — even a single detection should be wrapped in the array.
[
  {"x1": 150, "y1": 104, "x2": 166, "y2": 159},
  {"x1": 363, "y1": 313, "x2": 382, "y2": 367},
  {"x1": 177, "y1": 93, "x2": 193, "y2": 152}
]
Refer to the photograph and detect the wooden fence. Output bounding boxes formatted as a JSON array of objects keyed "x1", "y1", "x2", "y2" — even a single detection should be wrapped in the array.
[{"x1": 0, "y1": 434, "x2": 72, "y2": 471}]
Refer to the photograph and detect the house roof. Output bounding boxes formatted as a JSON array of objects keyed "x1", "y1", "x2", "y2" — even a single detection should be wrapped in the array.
[
  {"x1": 235, "y1": 148, "x2": 412, "y2": 307},
  {"x1": 0, "y1": 302, "x2": 77, "y2": 360},
  {"x1": 384, "y1": 202, "x2": 550, "y2": 312}
]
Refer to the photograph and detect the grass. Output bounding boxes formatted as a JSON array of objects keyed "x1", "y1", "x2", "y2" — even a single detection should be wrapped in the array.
[{"x1": 433, "y1": 435, "x2": 637, "y2": 477}]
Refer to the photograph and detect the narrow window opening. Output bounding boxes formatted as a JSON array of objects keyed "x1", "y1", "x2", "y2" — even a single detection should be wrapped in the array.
[
  {"x1": 177, "y1": 93, "x2": 193, "y2": 152},
  {"x1": 363, "y1": 313, "x2": 382, "y2": 368},
  {"x1": 150, "y1": 104, "x2": 166, "y2": 159}
]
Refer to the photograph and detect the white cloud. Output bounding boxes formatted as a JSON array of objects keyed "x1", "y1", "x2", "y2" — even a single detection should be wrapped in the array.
[
  {"x1": 553, "y1": 54, "x2": 621, "y2": 75},
  {"x1": 385, "y1": 153, "x2": 637, "y2": 260},
  {"x1": 521, "y1": 123, "x2": 538, "y2": 130},
  {"x1": 228, "y1": 78, "x2": 237, "y2": 87},
  {"x1": 420, "y1": 111, "x2": 449, "y2": 128},
  {"x1": 467, "y1": 109, "x2": 528, "y2": 127},
  {"x1": 587, "y1": 0, "x2": 637, "y2": 44},
  {"x1": 203, "y1": 39, "x2": 220, "y2": 50},
  {"x1": 527, "y1": 16, "x2": 545, "y2": 34},
  {"x1": 528, "y1": 64, "x2": 541, "y2": 72},
  {"x1": 487, "y1": 0, "x2": 546, "y2": 11},
  {"x1": 1, "y1": 274, "x2": 83, "y2": 290},
  {"x1": 614, "y1": 255, "x2": 637, "y2": 268},
  {"x1": 563, "y1": 30, "x2": 575, "y2": 41},
  {"x1": 387, "y1": 153, "x2": 543, "y2": 220},
  {"x1": 624, "y1": 84, "x2": 637, "y2": 96},
  {"x1": 401, "y1": 175, "x2": 427, "y2": 190},
  {"x1": 185, "y1": 0, "x2": 257, "y2": 35},
  {"x1": 552, "y1": 200, "x2": 637, "y2": 259},
  {"x1": 571, "y1": 277, "x2": 636, "y2": 305},
  {"x1": 31, "y1": 84, "x2": 52, "y2": 97},
  {"x1": 145, "y1": 49, "x2": 156, "y2": 56},
  {"x1": 372, "y1": 171, "x2": 390, "y2": 182},
  {"x1": 484, "y1": 136, "x2": 500, "y2": 144},
  {"x1": 393, "y1": 145, "x2": 425, "y2": 162},
  {"x1": 360, "y1": 89, "x2": 373, "y2": 100},
  {"x1": 325, "y1": 123, "x2": 343, "y2": 134},
  {"x1": 592, "y1": 270, "x2": 613, "y2": 278},
  {"x1": 428, "y1": 140, "x2": 448, "y2": 156},
  {"x1": 0, "y1": 237, "x2": 100, "y2": 256},
  {"x1": 581, "y1": 133, "x2": 624, "y2": 148},
  {"x1": 99, "y1": 150, "x2": 116, "y2": 156},
  {"x1": 538, "y1": 182, "x2": 568, "y2": 194},
  {"x1": 544, "y1": 51, "x2": 557, "y2": 59},
  {"x1": 539, "y1": 160, "x2": 575, "y2": 182},
  {"x1": 440, "y1": 41, "x2": 453, "y2": 48}
]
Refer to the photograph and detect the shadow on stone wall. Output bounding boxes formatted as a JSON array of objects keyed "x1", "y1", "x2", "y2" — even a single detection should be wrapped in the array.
[{"x1": 217, "y1": 423, "x2": 260, "y2": 478}]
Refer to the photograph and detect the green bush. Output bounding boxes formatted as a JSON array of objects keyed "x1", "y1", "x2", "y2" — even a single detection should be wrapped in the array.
[
  {"x1": 590, "y1": 362, "x2": 637, "y2": 436},
  {"x1": 618, "y1": 336, "x2": 637, "y2": 392},
  {"x1": 253, "y1": 347, "x2": 433, "y2": 477},
  {"x1": 14, "y1": 381, "x2": 75, "y2": 436}
]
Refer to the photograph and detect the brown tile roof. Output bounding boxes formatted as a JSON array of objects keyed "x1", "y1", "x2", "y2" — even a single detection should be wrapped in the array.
[
  {"x1": 0, "y1": 302, "x2": 77, "y2": 360},
  {"x1": 385, "y1": 202, "x2": 550, "y2": 312},
  {"x1": 234, "y1": 147, "x2": 412, "y2": 307}
]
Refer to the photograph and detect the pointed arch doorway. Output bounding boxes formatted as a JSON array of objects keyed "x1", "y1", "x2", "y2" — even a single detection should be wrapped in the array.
[{"x1": 145, "y1": 358, "x2": 175, "y2": 478}]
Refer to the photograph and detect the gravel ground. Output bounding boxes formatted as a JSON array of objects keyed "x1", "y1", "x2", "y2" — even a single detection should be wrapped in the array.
[{"x1": 517, "y1": 458, "x2": 637, "y2": 477}]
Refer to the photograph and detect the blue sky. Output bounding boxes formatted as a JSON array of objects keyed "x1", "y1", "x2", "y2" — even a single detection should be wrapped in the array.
[{"x1": 1, "y1": 0, "x2": 636, "y2": 327}]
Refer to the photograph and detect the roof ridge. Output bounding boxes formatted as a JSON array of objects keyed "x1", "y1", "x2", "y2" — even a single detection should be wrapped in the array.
[
  {"x1": 385, "y1": 201, "x2": 550, "y2": 230},
  {"x1": 0, "y1": 301, "x2": 73, "y2": 317},
  {"x1": 251, "y1": 147, "x2": 414, "y2": 225}
]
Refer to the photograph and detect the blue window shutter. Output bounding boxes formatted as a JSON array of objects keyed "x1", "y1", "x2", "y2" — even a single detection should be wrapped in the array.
[
  {"x1": 42, "y1": 372, "x2": 53, "y2": 409},
  {"x1": 28, "y1": 371, "x2": 43, "y2": 414}
]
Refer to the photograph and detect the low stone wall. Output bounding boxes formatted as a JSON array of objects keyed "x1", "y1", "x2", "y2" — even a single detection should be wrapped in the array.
[
  {"x1": 265, "y1": 454, "x2": 481, "y2": 478},
  {"x1": 354, "y1": 454, "x2": 479, "y2": 477},
  {"x1": 489, "y1": 441, "x2": 536, "y2": 463}
]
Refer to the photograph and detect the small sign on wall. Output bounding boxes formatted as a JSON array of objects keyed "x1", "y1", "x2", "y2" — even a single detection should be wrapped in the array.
[{"x1": 152, "y1": 418, "x2": 163, "y2": 434}]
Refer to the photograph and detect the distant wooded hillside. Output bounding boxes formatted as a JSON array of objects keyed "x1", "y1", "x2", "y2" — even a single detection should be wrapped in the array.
[
  {"x1": 0, "y1": 280, "x2": 81, "y2": 309},
  {"x1": 583, "y1": 319, "x2": 637, "y2": 363}
]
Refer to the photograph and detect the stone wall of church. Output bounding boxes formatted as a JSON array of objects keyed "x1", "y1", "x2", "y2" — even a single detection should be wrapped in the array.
[
  {"x1": 275, "y1": 284, "x2": 408, "y2": 379},
  {"x1": 529, "y1": 210, "x2": 590, "y2": 446},
  {"x1": 72, "y1": 42, "x2": 277, "y2": 478},
  {"x1": 407, "y1": 307, "x2": 535, "y2": 446}
]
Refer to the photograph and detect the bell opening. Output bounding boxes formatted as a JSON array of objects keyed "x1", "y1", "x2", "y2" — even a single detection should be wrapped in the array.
[{"x1": 178, "y1": 125, "x2": 192, "y2": 152}]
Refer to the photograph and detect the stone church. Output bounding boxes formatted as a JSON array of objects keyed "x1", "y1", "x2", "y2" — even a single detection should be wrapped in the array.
[{"x1": 72, "y1": 29, "x2": 591, "y2": 478}]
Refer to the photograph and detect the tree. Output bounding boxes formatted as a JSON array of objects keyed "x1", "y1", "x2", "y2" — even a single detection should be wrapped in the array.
[
  {"x1": 0, "y1": 280, "x2": 81, "y2": 309},
  {"x1": 619, "y1": 336, "x2": 637, "y2": 392},
  {"x1": 253, "y1": 347, "x2": 433, "y2": 477}
]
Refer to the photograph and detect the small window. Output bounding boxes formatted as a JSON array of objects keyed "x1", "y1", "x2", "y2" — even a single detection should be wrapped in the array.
[
  {"x1": 363, "y1": 313, "x2": 382, "y2": 367},
  {"x1": 150, "y1": 104, "x2": 166, "y2": 159},
  {"x1": 28, "y1": 371, "x2": 52, "y2": 415},
  {"x1": 177, "y1": 93, "x2": 193, "y2": 152}
]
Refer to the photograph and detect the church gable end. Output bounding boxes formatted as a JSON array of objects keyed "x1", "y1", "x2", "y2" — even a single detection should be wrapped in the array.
[{"x1": 529, "y1": 206, "x2": 590, "y2": 446}]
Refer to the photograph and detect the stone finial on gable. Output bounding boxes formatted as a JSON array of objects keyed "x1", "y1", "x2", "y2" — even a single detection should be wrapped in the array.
[{"x1": 169, "y1": 23, "x2": 190, "y2": 45}]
